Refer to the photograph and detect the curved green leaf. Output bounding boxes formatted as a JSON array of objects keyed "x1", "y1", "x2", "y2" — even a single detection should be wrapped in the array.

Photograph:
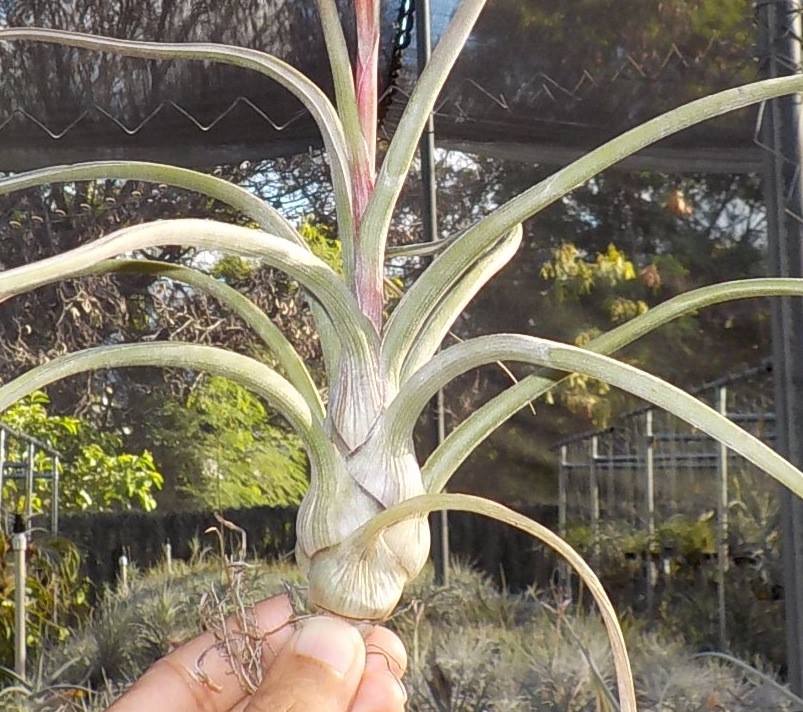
[
  {"x1": 382, "y1": 225, "x2": 521, "y2": 384},
  {"x1": 436, "y1": 75, "x2": 803, "y2": 284},
  {"x1": 347, "y1": 492, "x2": 636, "y2": 712},
  {"x1": 394, "y1": 225, "x2": 522, "y2": 384},
  {"x1": 386, "y1": 334, "x2": 803, "y2": 500},
  {"x1": 386, "y1": 235, "x2": 457, "y2": 258},
  {"x1": 423, "y1": 279, "x2": 803, "y2": 492},
  {"x1": 0, "y1": 218, "x2": 376, "y2": 364},
  {"x1": 0, "y1": 161, "x2": 350, "y2": 384},
  {"x1": 0, "y1": 343, "x2": 337, "y2": 473},
  {"x1": 0, "y1": 28, "x2": 356, "y2": 275},
  {"x1": 0, "y1": 160, "x2": 303, "y2": 247},
  {"x1": 89, "y1": 258, "x2": 323, "y2": 416}
]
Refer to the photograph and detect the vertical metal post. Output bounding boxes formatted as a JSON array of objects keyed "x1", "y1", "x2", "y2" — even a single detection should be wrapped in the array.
[
  {"x1": 164, "y1": 540, "x2": 173, "y2": 575},
  {"x1": 559, "y1": 445, "x2": 568, "y2": 538},
  {"x1": 589, "y1": 436, "x2": 600, "y2": 566},
  {"x1": 758, "y1": 0, "x2": 803, "y2": 692},
  {"x1": 12, "y1": 529, "x2": 27, "y2": 680},
  {"x1": 25, "y1": 442, "x2": 34, "y2": 525},
  {"x1": 645, "y1": 409, "x2": 656, "y2": 618},
  {"x1": 118, "y1": 553, "x2": 129, "y2": 594},
  {"x1": 558, "y1": 445, "x2": 569, "y2": 588},
  {"x1": 606, "y1": 431, "x2": 615, "y2": 519},
  {"x1": 0, "y1": 428, "x2": 6, "y2": 535},
  {"x1": 435, "y1": 389, "x2": 450, "y2": 587},
  {"x1": 51, "y1": 454, "x2": 59, "y2": 537},
  {"x1": 417, "y1": 0, "x2": 449, "y2": 587},
  {"x1": 716, "y1": 386, "x2": 729, "y2": 650}
]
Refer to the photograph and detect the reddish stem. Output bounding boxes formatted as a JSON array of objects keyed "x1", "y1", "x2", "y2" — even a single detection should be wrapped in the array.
[
  {"x1": 354, "y1": 0, "x2": 379, "y2": 175},
  {"x1": 354, "y1": 0, "x2": 382, "y2": 330}
]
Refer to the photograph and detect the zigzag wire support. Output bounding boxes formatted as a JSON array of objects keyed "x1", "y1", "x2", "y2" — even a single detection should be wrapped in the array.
[
  {"x1": 381, "y1": 36, "x2": 740, "y2": 134},
  {"x1": 0, "y1": 97, "x2": 307, "y2": 140},
  {"x1": 0, "y1": 13, "x2": 732, "y2": 143}
]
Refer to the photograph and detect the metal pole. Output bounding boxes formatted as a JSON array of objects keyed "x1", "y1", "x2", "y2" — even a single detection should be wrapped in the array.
[
  {"x1": 589, "y1": 436, "x2": 600, "y2": 567},
  {"x1": 435, "y1": 389, "x2": 450, "y2": 587},
  {"x1": 416, "y1": 0, "x2": 449, "y2": 587},
  {"x1": 0, "y1": 428, "x2": 6, "y2": 535},
  {"x1": 51, "y1": 454, "x2": 59, "y2": 536},
  {"x1": 118, "y1": 553, "x2": 129, "y2": 594},
  {"x1": 12, "y1": 527, "x2": 27, "y2": 680},
  {"x1": 758, "y1": 0, "x2": 803, "y2": 692},
  {"x1": 559, "y1": 445, "x2": 568, "y2": 538},
  {"x1": 645, "y1": 409, "x2": 656, "y2": 619},
  {"x1": 164, "y1": 540, "x2": 173, "y2": 575},
  {"x1": 606, "y1": 432, "x2": 615, "y2": 519},
  {"x1": 25, "y1": 442, "x2": 34, "y2": 525},
  {"x1": 716, "y1": 386, "x2": 729, "y2": 650},
  {"x1": 558, "y1": 445, "x2": 569, "y2": 588}
]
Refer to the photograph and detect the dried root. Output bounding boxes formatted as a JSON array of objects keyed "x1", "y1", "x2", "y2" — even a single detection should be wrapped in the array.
[
  {"x1": 192, "y1": 514, "x2": 404, "y2": 700},
  {"x1": 194, "y1": 514, "x2": 307, "y2": 694}
]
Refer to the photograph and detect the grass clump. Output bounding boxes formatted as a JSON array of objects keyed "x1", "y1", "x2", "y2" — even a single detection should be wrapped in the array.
[{"x1": 2, "y1": 556, "x2": 799, "y2": 711}]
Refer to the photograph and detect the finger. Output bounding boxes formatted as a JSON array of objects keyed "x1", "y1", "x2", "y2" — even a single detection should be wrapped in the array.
[
  {"x1": 245, "y1": 615, "x2": 366, "y2": 712},
  {"x1": 364, "y1": 626, "x2": 407, "y2": 680},
  {"x1": 109, "y1": 594, "x2": 294, "y2": 712},
  {"x1": 349, "y1": 669, "x2": 407, "y2": 712},
  {"x1": 228, "y1": 697, "x2": 251, "y2": 712},
  {"x1": 228, "y1": 628, "x2": 407, "y2": 712}
]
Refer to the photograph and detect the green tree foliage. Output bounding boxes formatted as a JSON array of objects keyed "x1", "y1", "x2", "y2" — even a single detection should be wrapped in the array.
[
  {"x1": 146, "y1": 377, "x2": 308, "y2": 510},
  {"x1": 540, "y1": 242, "x2": 651, "y2": 425},
  {"x1": 0, "y1": 392, "x2": 162, "y2": 514}
]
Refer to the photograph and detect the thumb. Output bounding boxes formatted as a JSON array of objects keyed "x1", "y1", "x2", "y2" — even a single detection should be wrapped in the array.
[{"x1": 245, "y1": 615, "x2": 366, "y2": 712}]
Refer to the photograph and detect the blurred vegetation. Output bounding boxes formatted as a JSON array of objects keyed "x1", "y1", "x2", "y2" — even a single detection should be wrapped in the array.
[
  {"x1": 1, "y1": 557, "x2": 797, "y2": 711},
  {"x1": 145, "y1": 376, "x2": 308, "y2": 510},
  {"x1": 0, "y1": 392, "x2": 162, "y2": 514},
  {"x1": 564, "y1": 466, "x2": 786, "y2": 669},
  {"x1": 0, "y1": 533, "x2": 90, "y2": 672}
]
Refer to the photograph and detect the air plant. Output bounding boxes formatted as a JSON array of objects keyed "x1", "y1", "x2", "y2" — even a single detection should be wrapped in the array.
[{"x1": 1, "y1": 2, "x2": 803, "y2": 709}]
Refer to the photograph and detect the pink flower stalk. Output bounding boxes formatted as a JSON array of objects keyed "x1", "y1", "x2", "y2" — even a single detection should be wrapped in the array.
[
  {"x1": 354, "y1": 0, "x2": 379, "y2": 178},
  {"x1": 353, "y1": 0, "x2": 382, "y2": 329}
]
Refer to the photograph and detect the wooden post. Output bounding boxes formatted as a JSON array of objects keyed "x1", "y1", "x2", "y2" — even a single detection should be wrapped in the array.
[{"x1": 118, "y1": 553, "x2": 129, "y2": 594}]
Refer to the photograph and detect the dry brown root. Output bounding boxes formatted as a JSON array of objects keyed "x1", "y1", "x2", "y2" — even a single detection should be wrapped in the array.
[
  {"x1": 192, "y1": 515, "x2": 405, "y2": 700},
  {"x1": 194, "y1": 514, "x2": 309, "y2": 694}
]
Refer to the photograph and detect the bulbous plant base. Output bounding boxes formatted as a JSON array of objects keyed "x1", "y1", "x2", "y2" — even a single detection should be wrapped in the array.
[
  {"x1": 306, "y1": 516, "x2": 430, "y2": 620},
  {"x1": 192, "y1": 513, "x2": 428, "y2": 698}
]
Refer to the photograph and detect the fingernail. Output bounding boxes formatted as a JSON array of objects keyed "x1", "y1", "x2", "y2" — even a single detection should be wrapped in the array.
[{"x1": 293, "y1": 616, "x2": 362, "y2": 676}]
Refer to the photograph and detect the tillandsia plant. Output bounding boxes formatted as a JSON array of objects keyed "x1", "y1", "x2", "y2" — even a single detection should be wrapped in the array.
[{"x1": 3, "y1": 2, "x2": 803, "y2": 709}]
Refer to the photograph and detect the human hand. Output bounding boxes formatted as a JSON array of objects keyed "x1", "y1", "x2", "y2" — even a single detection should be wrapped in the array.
[{"x1": 108, "y1": 593, "x2": 407, "y2": 711}]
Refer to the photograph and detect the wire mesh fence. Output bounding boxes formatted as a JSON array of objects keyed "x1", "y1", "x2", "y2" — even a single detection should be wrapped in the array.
[
  {"x1": 553, "y1": 360, "x2": 779, "y2": 653},
  {"x1": 0, "y1": 423, "x2": 61, "y2": 536}
]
